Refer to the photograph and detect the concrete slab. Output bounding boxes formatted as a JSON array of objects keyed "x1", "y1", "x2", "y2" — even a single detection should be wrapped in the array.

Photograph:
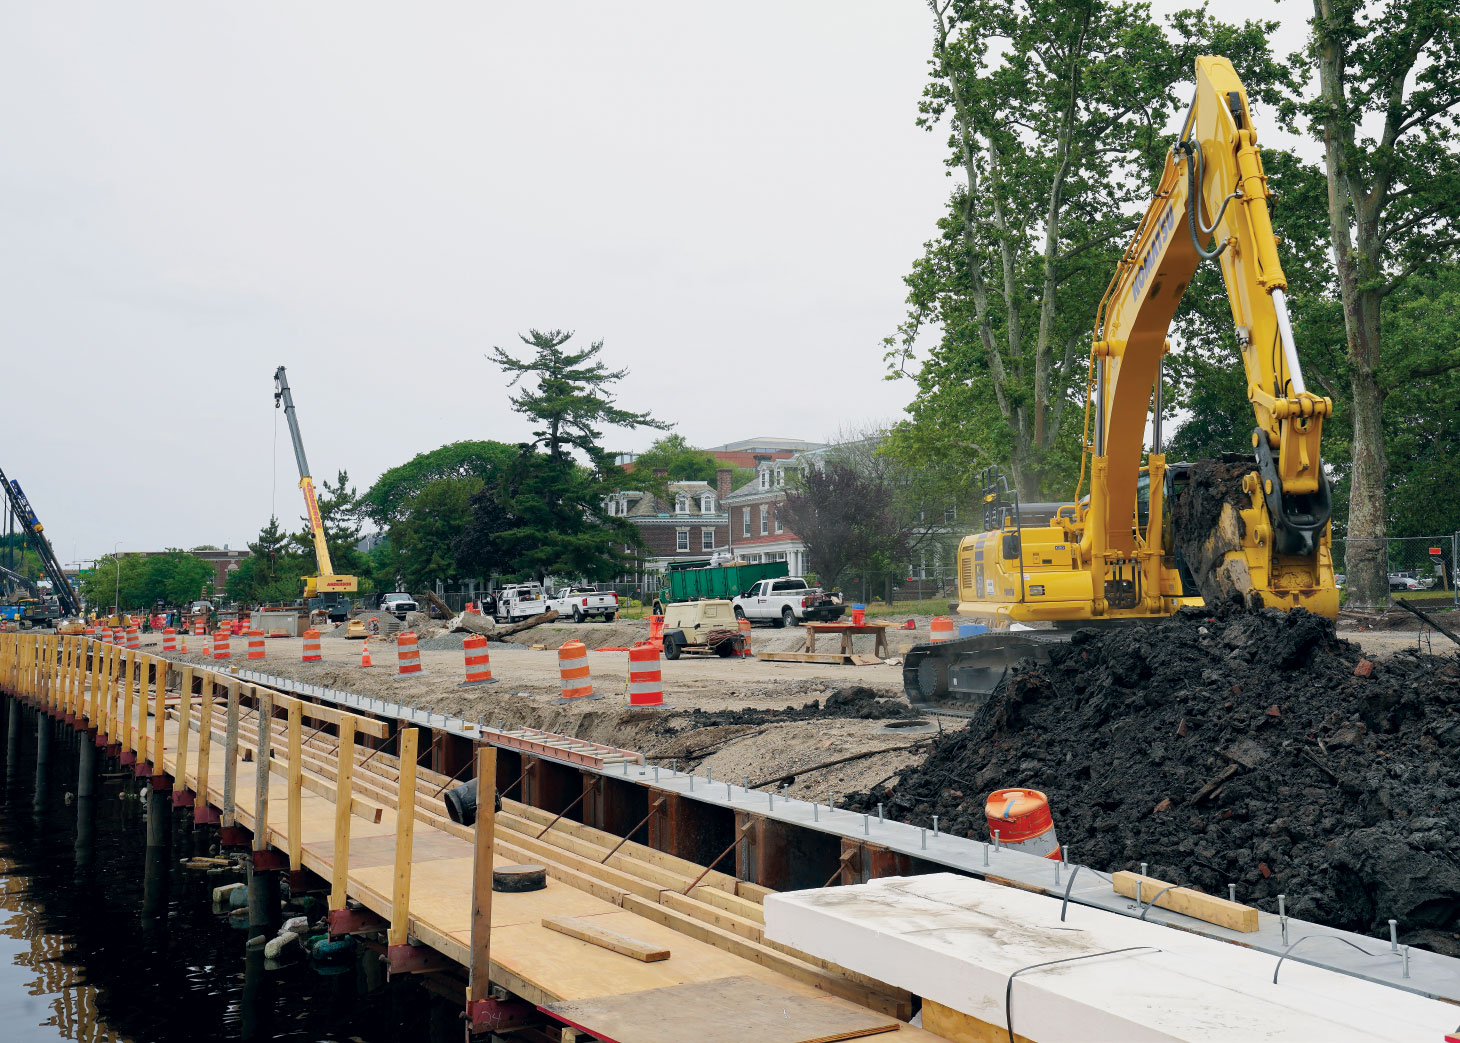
[{"x1": 764, "y1": 873, "x2": 1460, "y2": 1043}]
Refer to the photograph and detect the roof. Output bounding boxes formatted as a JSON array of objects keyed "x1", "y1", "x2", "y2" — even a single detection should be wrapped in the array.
[{"x1": 705, "y1": 437, "x2": 824, "y2": 453}]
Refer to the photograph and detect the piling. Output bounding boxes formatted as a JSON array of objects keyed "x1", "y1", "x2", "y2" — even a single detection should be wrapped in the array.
[
  {"x1": 143, "y1": 785, "x2": 171, "y2": 925},
  {"x1": 33, "y1": 710, "x2": 50, "y2": 815}
]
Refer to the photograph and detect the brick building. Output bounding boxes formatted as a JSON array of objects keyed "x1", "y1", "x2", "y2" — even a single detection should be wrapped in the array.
[
  {"x1": 606, "y1": 470, "x2": 734, "y2": 585},
  {"x1": 133, "y1": 546, "x2": 250, "y2": 595},
  {"x1": 723, "y1": 455, "x2": 813, "y2": 576}
]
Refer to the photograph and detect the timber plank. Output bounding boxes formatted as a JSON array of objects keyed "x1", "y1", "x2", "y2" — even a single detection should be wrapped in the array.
[
  {"x1": 542, "y1": 916, "x2": 670, "y2": 962},
  {"x1": 1111, "y1": 871, "x2": 1258, "y2": 933}
]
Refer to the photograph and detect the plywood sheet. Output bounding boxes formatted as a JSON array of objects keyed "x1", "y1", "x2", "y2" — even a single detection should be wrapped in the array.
[{"x1": 544, "y1": 975, "x2": 898, "y2": 1043}]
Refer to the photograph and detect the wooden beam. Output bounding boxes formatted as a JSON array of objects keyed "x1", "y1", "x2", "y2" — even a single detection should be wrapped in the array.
[
  {"x1": 287, "y1": 701, "x2": 303, "y2": 871},
  {"x1": 176, "y1": 666, "x2": 194, "y2": 789},
  {"x1": 121, "y1": 649, "x2": 135, "y2": 754},
  {"x1": 253, "y1": 685, "x2": 272, "y2": 853},
  {"x1": 469, "y1": 744, "x2": 497, "y2": 1005},
  {"x1": 222, "y1": 680, "x2": 239, "y2": 827},
  {"x1": 389, "y1": 727, "x2": 419, "y2": 947},
  {"x1": 1111, "y1": 871, "x2": 1258, "y2": 933},
  {"x1": 264, "y1": 688, "x2": 390, "y2": 739},
  {"x1": 151, "y1": 660, "x2": 167, "y2": 770},
  {"x1": 541, "y1": 916, "x2": 669, "y2": 962},
  {"x1": 195, "y1": 673, "x2": 213, "y2": 810},
  {"x1": 329, "y1": 717, "x2": 355, "y2": 911}
]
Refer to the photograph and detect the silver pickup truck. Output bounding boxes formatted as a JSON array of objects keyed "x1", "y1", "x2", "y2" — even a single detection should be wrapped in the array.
[{"x1": 732, "y1": 577, "x2": 844, "y2": 627}]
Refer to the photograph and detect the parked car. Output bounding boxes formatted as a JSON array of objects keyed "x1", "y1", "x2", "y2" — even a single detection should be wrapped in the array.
[
  {"x1": 1389, "y1": 573, "x2": 1422, "y2": 592},
  {"x1": 494, "y1": 584, "x2": 548, "y2": 623},
  {"x1": 380, "y1": 592, "x2": 418, "y2": 619},
  {"x1": 732, "y1": 577, "x2": 845, "y2": 627},
  {"x1": 547, "y1": 586, "x2": 618, "y2": 623}
]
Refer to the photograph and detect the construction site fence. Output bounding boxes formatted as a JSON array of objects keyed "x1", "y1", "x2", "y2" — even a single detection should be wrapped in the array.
[{"x1": 1331, "y1": 534, "x2": 1460, "y2": 610}]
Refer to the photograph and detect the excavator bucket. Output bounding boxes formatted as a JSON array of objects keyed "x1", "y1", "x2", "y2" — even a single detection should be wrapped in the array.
[{"x1": 901, "y1": 632, "x2": 1063, "y2": 709}]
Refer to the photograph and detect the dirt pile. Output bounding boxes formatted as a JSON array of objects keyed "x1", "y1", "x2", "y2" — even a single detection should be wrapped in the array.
[
  {"x1": 657, "y1": 686, "x2": 916, "y2": 734},
  {"x1": 853, "y1": 605, "x2": 1460, "y2": 952},
  {"x1": 1171, "y1": 457, "x2": 1263, "y2": 608}
]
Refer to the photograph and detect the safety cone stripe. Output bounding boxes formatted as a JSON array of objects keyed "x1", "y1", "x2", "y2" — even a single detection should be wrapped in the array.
[{"x1": 360, "y1": 641, "x2": 373, "y2": 667}]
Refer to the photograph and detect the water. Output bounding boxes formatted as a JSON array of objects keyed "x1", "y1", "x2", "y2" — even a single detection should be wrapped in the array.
[{"x1": 0, "y1": 704, "x2": 429, "y2": 1043}]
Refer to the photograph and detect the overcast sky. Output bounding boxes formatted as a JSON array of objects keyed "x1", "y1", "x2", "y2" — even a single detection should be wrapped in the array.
[{"x1": 0, "y1": 2, "x2": 1314, "y2": 562}]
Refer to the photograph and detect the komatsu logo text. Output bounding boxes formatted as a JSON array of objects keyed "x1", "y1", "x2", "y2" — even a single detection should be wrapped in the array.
[{"x1": 1130, "y1": 204, "x2": 1177, "y2": 301}]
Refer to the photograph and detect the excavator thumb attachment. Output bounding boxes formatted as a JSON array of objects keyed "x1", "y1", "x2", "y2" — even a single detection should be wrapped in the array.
[{"x1": 901, "y1": 632, "x2": 1064, "y2": 710}]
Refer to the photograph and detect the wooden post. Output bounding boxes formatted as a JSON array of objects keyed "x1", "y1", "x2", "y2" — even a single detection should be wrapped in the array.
[
  {"x1": 177, "y1": 667, "x2": 194, "y2": 790},
  {"x1": 99, "y1": 644, "x2": 112, "y2": 737},
  {"x1": 287, "y1": 701, "x2": 302, "y2": 871},
  {"x1": 329, "y1": 717, "x2": 356, "y2": 911},
  {"x1": 121, "y1": 649, "x2": 136, "y2": 753},
  {"x1": 195, "y1": 675, "x2": 213, "y2": 810},
  {"x1": 136, "y1": 655, "x2": 150, "y2": 766},
  {"x1": 254, "y1": 686, "x2": 273, "y2": 852},
  {"x1": 389, "y1": 727, "x2": 419, "y2": 947},
  {"x1": 151, "y1": 661, "x2": 168, "y2": 776},
  {"x1": 468, "y1": 744, "x2": 498, "y2": 1008},
  {"x1": 222, "y1": 680, "x2": 240, "y2": 827}
]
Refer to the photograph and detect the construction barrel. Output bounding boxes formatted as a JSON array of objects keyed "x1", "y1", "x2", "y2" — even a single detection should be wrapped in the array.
[
  {"x1": 212, "y1": 629, "x2": 231, "y2": 660},
  {"x1": 396, "y1": 632, "x2": 422, "y2": 676},
  {"x1": 460, "y1": 634, "x2": 494, "y2": 686},
  {"x1": 627, "y1": 642, "x2": 665, "y2": 707},
  {"x1": 161, "y1": 628, "x2": 177, "y2": 653},
  {"x1": 930, "y1": 616, "x2": 955, "y2": 643},
  {"x1": 557, "y1": 641, "x2": 597, "y2": 703},
  {"x1": 247, "y1": 630, "x2": 266, "y2": 660},
  {"x1": 302, "y1": 629, "x2": 322, "y2": 663},
  {"x1": 125, "y1": 626, "x2": 140, "y2": 651},
  {"x1": 985, "y1": 788, "x2": 1061, "y2": 860}
]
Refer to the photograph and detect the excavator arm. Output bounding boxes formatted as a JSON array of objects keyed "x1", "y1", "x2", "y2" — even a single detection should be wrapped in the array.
[{"x1": 1082, "y1": 55, "x2": 1334, "y2": 609}]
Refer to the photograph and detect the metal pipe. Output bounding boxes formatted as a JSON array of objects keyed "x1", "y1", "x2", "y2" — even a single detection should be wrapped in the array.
[
  {"x1": 1270, "y1": 289, "x2": 1307, "y2": 395},
  {"x1": 1095, "y1": 359, "x2": 1107, "y2": 456},
  {"x1": 1152, "y1": 357, "x2": 1164, "y2": 454}
]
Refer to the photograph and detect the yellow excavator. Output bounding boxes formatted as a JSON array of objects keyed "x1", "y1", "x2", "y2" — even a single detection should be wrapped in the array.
[
  {"x1": 905, "y1": 56, "x2": 1338, "y2": 705},
  {"x1": 274, "y1": 366, "x2": 357, "y2": 620}
]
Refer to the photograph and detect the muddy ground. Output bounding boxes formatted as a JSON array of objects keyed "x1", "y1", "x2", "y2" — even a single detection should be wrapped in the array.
[{"x1": 848, "y1": 605, "x2": 1460, "y2": 955}]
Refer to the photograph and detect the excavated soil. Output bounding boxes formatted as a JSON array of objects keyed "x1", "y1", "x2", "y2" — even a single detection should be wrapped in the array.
[{"x1": 851, "y1": 605, "x2": 1460, "y2": 954}]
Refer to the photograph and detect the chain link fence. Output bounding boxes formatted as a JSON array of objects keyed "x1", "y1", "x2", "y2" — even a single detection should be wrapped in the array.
[{"x1": 1332, "y1": 535, "x2": 1459, "y2": 610}]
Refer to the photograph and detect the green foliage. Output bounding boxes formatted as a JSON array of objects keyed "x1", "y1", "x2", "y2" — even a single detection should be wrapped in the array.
[
  {"x1": 487, "y1": 329, "x2": 669, "y2": 461},
  {"x1": 888, "y1": 0, "x2": 1299, "y2": 499},
  {"x1": 457, "y1": 329, "x2": 664, "y2": 583},
  {"x1": 78, "y1": 551, "x2": 213, "y2": 612},
  {"x1": 0, "y1": 533, "x2": 44, "y2": 584},
  {"x1": 359, "y1": 441, "x2": 517, "y2": 526},
  {"x1": 380, "y1": 477, "x2": 483, "y2": 590},
  {"x1": 782, "y1": 462, "x2": 912, "y2": 590},
  {"x1": 292, "y1": 470, "x2": 367, "y2": 582},
  {"x1": 630, "y1": 435, "x2": 719, "y2": 483}
]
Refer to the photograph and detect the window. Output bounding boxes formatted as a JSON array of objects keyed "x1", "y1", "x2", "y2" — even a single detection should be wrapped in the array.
[
  {"x1": 775, "y1": 509, "x2": 783, "y2": 533},
  {"x1": 743, "y1": 508, "x2": 750, "y2": 537},
  {"x1": 676, "y1": 529, "x2": 689, "y2": 552},
  {"x1": 944, "y1": 506, "x2": 957, "y2": 525},
  {"x1": 775, "y1": 469, "x2": 785, "y2": 487},
  {"x1": 605, "y1": 499, "x2": 615, "y2": 516},
  {"x1": 701, "y1": 494, "x2": 715, "y2": 513},
  {"x1": 774, "y1": 551, "x2": 787, "y2": 562},
  {"x1": 759, "y1": 470, "x2": 770, "y2": 490},
  {"x1": 675, "y1": 495, "x2": 688, "y2": 514},
  {"x1": 701, "y1": 528, "x2": 715, "y2": 550},
  {"x1": 760, "y1": 504, "x2": 769, "y2": 535}
]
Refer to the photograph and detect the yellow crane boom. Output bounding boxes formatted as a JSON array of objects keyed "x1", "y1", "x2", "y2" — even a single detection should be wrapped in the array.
[{"x1": 273, "y1": 366, "x2": 357, "y2": 599}]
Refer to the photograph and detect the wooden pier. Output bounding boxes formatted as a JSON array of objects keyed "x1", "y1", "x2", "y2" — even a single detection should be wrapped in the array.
[{"x1": 0, "y1": 633, "x2": 932, "y2": 1042}]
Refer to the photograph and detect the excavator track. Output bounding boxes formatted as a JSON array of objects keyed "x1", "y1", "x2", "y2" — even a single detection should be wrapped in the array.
[{"x1": 902, "y1": 630, "x2": 1073, "y2": 712}]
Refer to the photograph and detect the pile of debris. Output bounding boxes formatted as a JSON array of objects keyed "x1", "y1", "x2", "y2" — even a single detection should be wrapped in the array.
[{"x1": 853, "y1": 606, "x2": 1460, "y2": 953}]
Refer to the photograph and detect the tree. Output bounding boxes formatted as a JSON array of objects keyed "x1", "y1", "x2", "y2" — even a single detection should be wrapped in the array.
[
  {"x1": 360, "y1": 441, "x2": 518, "y2": 527},
  {"x1": 293, "y1": 470, "x2": 367, "y2": 582},
  {"x1": 629, "y1": 435, "x2": 719, "y2": 483},
  {"x1": 886, "y1": 0, "x2": 1299, "y2": 498},
  {"x1": 1304, "y1": 0, "x2": 1460, "y2": 609},
  {"x1": 386, "y1": 477, "x2": 483, "y2": 590},
  {"x1": 458, "y1": 330, "x2": 666, "y2": 583},
  {"x1": 487, "y1": 329, "x2": 669, "y2": 461},
  {"x1": 782, "y1": 462, "x2": 914, "y2": 591}
]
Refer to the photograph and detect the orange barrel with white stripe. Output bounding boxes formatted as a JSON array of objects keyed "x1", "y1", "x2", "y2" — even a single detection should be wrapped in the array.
[
  {"x1": 985, "y1": 788, "x2": 1061, "y2": 860},
  {"x1": 212, "y1": 629, "x2": 231, "y2": 660},
  {"x1": 162, "y1": 628, "x2": 177, "y2": 653},
  {"x1": 84, "y1": 625, "x2": 96, "y2": 640},
  {"x1": 627, "y1": 643, "x2": 665, "y2": 707},
  {"x1": 737, "y1": 617, "x2": 753, "y2": 658},
  {"x1": 930, "y1": 616, "x2": 956, "y2": 643},
  {"x1": 556, "y1": 641, "x2": 598, "y2": 703},
  {"x1": 302, "y1": 629, "x2": 323, "y2": 663},
  {"x1": 247, "y1": 630, "x2": 266, "y2": 660},
  {"x1": 240, "y1": 616, "x2": 251, "y2": 633},
  {"x1": 396, "y1": 631, "x2": 422, "y2": 676},
  {"x1": 111, "y1": 627, "x2": 122, "y2": 644},
  {"x1": 125, "y1": 626, "x2": 141, "y2": 650},
  {"x1": 460, "y1": 634, "x2": 494, "y2": 685},
  {"x1": 193, "y1": 619, "x2": 206, "y2": 637},
  {"x1": 648, "y1": 614, "x2": 665, "y2": 649}
]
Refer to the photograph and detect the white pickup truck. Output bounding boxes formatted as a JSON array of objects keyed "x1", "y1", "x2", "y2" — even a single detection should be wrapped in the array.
[
  {"x1": 732, "y1": 577, "x2": 845, "y2": 627},
  {"x1": 547, "y1": 586, "x2": 619, "y2": 623},
  {"x1": 493, "y1": 584, "x2": 549, "y2": 623}
]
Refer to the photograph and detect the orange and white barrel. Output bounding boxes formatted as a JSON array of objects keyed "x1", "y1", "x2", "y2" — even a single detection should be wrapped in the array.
[
  {"x1": 125, "y1": 626, "x2": 141, "y2": 650},
  {"x1": 557, "y1": 641, "x2": 597, "y2": 702},
  {"x1": 193, "y1": 619, "x2": 207, "y2": 637},
  {"x1": 627, "y1": 643, "x2": 665, "y2": 707},
  {"x1": 396, "y1": 632, "x2": 422, "y2": 676},
  {"x1": 302, "y1": 629, "x2": 323, "y2": 663},
  {"x1": 240, "y1": 616, "x2": 251, "y2": 633},
  {"x1": 212, "y1": 629, "x2": 231, "y2": 660},
  {"x1": 985, "y1": 788, "x2": 1060, "y2": 860},
  {"x1": 247, "y1": 631, "x2": 266, "y2": 660},
  {"x1": 162, "y1": 628, "x2": 177, "y2": 653},
  {"x1": 111, "y1": 627, "x2": 123, "y2": 644},
  {"x1": 84, "y1": 625, "x2": 95, "y2": 640},
  {"x1": 737, "y1": 617, "x2": 753, "y2": 658},
  {"x1": 461, "y1": 635, "x2": 494, "y2": 685},
  {"x1": 930, "y1": 616, "x2": 956, "y2": 643}
]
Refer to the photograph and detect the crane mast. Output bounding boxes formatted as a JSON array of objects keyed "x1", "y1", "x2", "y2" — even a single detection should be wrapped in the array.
[{"x1": 273, "y1": 367, "x2": 356, "y2": 600}]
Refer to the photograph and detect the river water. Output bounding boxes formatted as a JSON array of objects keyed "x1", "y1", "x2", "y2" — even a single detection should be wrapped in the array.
[{"x1": 0, "y1": 704, "x2": 422, "y2": 1043}]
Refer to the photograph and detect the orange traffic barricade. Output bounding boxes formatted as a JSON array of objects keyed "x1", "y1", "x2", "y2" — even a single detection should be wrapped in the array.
[
  {"x1": 247, "y1": 631, "x2": 266, "y2": 660},
  {"x1": 212, "y1": 629, "x2": 231, "y2": 660},
  {"x1": 930, "y1": 616, "x2": 955, "y2": 643},
  {"x1": 302, "y1": 629, "x2": 322, "y2": 663},
  {"x1": 461, "y1": 635, "x2": 494, "y2": 686},
  {"x1": 396, "y1": 632, "x2": 422, "y2": 676},
  {"x1": 627, "y1": 643, "x2": 665, "y2": 707},
  {"x1": 557, "y1": 641, "x2": 597, "y2": 703}
]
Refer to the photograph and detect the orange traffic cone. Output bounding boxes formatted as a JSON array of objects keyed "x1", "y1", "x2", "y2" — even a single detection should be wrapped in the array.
[
  {"x1": 180, "y1": 632, "x2": 189, "y2": 653},
  {"x1": 361, "y1": 640, "x2": 373, "y2": 668}
]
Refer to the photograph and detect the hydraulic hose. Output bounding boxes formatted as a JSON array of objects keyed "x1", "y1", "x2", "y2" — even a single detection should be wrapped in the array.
[{"x1": 1178, "y1": 138, "x2": 1233, "y2": 260}]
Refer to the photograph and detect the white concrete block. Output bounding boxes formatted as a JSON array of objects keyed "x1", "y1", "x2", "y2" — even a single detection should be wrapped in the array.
[{"x1": 764, "y1": 873, "x2": 1456, "y2": 1042}]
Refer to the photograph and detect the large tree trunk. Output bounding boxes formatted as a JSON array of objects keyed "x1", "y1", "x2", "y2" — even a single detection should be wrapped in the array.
[{"x1": 1344, "y1": 287, "x2": 1389, "y2": 610}]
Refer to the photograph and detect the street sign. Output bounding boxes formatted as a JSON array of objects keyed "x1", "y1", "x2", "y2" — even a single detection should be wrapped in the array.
[{"x1": 1429, "y1": 547, "x2": 1443, "y2": 556}]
